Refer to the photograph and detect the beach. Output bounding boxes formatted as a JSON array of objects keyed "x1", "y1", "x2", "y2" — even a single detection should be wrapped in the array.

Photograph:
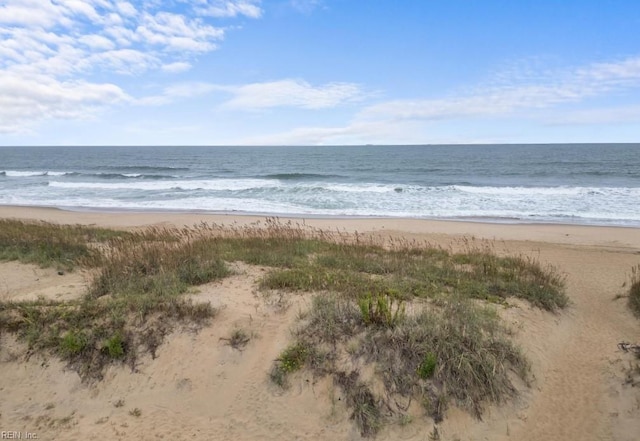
[{"x1": 1, "y1": 206, "x2": 639, "y2": 440}]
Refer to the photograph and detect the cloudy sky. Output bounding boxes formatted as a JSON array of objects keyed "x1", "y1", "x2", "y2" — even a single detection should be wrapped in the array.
[{"x1": 1, "y1": 0, "x2": 639, "y2": 145}]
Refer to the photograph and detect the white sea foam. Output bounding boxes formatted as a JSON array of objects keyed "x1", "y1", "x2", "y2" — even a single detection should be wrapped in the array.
[
  {"x1": 11, "y1": 181, "x2": 639, "y2": 224},
  {"x1": 48, "y1": 179, "x2": 281, "y2": 191},
  {"x1": 4, "y1": 170, "x2": 48, "y2": 177},
  {"x1": 25, "y1": 180, "x2": 640, "y2": 225},
  {"x1": 322, "y1": 183, "x2": 404, "y2": 193},
  {"x1": 451, "y1": 185, "x2": 637, "y2": 196}
]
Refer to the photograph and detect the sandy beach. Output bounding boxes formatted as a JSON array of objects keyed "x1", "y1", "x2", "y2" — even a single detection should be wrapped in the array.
[{"x1": 1, "y1": 206, "x2": 639, "y2": 441}]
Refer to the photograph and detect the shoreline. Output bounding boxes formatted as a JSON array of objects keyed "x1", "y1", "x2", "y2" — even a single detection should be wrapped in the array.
[
  {"x1": 29, "y1": 204, "x2": 640, "y2": 227},
  {"x1": 2, "y1": 204, "x2": 640, "y2": 251},
  {"x1": 2, "y1": 203, "x2": 639, "y2": 229}
]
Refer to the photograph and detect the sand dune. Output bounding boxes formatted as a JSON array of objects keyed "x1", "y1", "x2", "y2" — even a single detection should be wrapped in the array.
[{"x1": 0, "y1": 207, "x2": 639, "y2": 440}]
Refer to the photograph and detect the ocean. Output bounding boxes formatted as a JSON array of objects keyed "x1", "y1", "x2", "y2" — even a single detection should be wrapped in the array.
[{"x1": 0, "y1": 144, "x2": 639, "y2": 226}]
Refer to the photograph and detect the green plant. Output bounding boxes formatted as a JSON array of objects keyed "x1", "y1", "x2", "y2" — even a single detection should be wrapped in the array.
[
  {"x1": 269, "y1": 364, "x2": 288, "y2": 388},
  {"x1": 103, "y1": 332, "x2": 126, "y2": 359},
  {"x1": 222, "y1": 328, "x2": 251, "y2": 350},
  {"x1": 59, "y1": 331, "x2": 87, "y2": 356},
  {"x1": 270, "y1": 342, "x2": 313, "y2": 388},
  {"x1": 418, "y1": 352, "x2": 437, "y2": 379},
  {"x1": 280, "y1": 293, "x2": 529, "y2": 428},
  {"x1": 0, "y1": 219, "x2": 123, "y2": 269},
  {"x1": 358, "y1": 290, "x2": 405, "y2": 327},
  {"x1": 277, "y1": 342, "x2": 310, "y2": 373}
]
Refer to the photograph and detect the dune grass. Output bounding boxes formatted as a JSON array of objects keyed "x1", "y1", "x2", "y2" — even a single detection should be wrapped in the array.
[
  {"x1": 629, "y1": 265, "x2": 640, "y2": 318},
  {"x1": 0, "y1": 218, "x2": 567, "y2": 434},
  {"x1": 272, "y1": 292, "x2": 529, "y2": 436},
  {"x1": 0, "y1": 222, "x2": 225, "y2": 379},
  {"x1": 0, "y1": 219, "x2": 124, "y2": 269},
  {"x1": 260, "y1": 236, "x2": 567, "y2": 311}
]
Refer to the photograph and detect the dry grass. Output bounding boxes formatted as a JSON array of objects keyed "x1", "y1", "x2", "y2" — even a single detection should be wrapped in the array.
[
  {"x1": 221, "y1": 328, "x2": 252, "y2": 350},
  {"x1": 629, "y1": 265, "x2": 640, "y2": 318},
  {"x1": 280, "y1": 292, "x2": 528, "y2": 435},
  {"x1": 0, "y1": 222, "x2": 224, "y2": 380},
  {"x1": 0, "y1": 218, "x2": 567, "y2": 435},
  {"x1": 0, "y1": 219, "x2": 123, "y2": 269}
]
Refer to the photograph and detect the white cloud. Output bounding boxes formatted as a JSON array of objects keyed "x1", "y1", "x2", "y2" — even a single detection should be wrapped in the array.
[
  {"x1": 290, "y1": 0, "x2": 324, "y2": 14},
  {"x1": 135, "y1": 11, "x2": 224, "y2": 52},
  {"x1": 58, "y1": 0, "x2": 102, "y2": 22},
  {"x1": 86, "y1": 49, "x2": 161, "y2": 75},
  {"x1": 115, "y1": 1, "x2": 137, "y2": 17},
  {"x1": 239, "y1": 119, "x2": 406, "y2": 145},
  {"x1": 222, "y1": 79, "x2": 365, "y2": 110},
  {"x1": 162, "y1": 61, "x2": 192, "y2": 73},
  {"x1": 0, "y1": 73, "x2": 130, "y2": 133},
  {"x1": 0, "y1": 1, "x2": 66, "y2": 27},
  {"x1": 135, "y1": 78, "x2": 365, "y2": 110},
  {"x1": 240, "y1": 56, "x2": 640, "y2": 145},
  {"x1": 0, "y1": 0, "x2": 261, "y2": 133},
  {"x1": 163, "y1": 82, "x2": 218, "y2": 98},
  {"x1": 545, "y1": 105, "x2": 640, "y2": 126},
  {"x1": 244, "y1": 125, "x2": 350, "y2": 145},
  {"x1": 577, "y1": 57, "x2": 640, "y2": 84},
  {"x1": 358, "y1": 56, "x2": 640, "y2": 123},
  {"x1": 79, "y1": 34, "x2": 116, "y2": 51},
  {"x1": 136, "y1": 81, "x2": 218, "y2": 105},
  {"x1": 196, "y1": 1, "x2": 262, "y2": 18}
]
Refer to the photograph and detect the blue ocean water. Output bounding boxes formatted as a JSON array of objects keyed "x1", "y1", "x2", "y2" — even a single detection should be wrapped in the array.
[{"x1": 0, "y1": 144, "x2": 639, "y2": 226}]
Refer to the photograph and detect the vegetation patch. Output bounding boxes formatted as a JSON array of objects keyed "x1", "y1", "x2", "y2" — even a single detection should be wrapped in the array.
[
  {"x1": 274, "y1": 292, "x2": 529, "y2": 434},
  {"x1": 335, "y1": 370, "x2": 383, "y2": 437},
  {"x1": 0, "y1": 219, "x2": 122, "y2": 270},
  {"x1": 417, "y1": 352, "x2": 437, "y2": 380},
  {"x1": 628, "y1": 265, "x2": 640, "y2": 318},
  {"x1": 270, "y1": 342, "x2": 317, "y2": 388},
  {"x1": 221, "y1": 328, "x2": 252, "y2": 350},
  {"x1": 0, "y1": 218, "x2": 567, "y2": 435},
  {"x1": 358, "y1": 290, "x2": 406, "y2": 327},
  {"x1": 258, "y1": 236, "x2": 566, "y2": 312},
  {"x1": 0, "y1": 222, "x2": 226, "y2": 380}
]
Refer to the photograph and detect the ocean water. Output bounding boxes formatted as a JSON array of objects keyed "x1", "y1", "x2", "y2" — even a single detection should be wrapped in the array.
[{"x1": 0, "y1": 144, "x2": 639, "y2": 226}]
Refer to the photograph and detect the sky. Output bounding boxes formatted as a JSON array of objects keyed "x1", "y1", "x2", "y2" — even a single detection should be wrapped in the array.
[{"x1": 1, "y1": 0, "x2": 639, "y2": 146}]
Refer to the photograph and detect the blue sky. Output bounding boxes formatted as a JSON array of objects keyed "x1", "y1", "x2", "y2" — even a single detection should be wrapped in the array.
[{"x1": 1, "y1": 0, "x2": 639, "y2": 145}]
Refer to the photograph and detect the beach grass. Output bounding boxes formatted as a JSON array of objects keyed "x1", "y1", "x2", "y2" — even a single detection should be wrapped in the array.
[
  {"x1": 273, "y1": 292, "x2": 529, "y2": 436},
  {"x1": 0, "y1": 219, "x2": 124, "y2": 270},
  {"x1": 0, "y1": 218, "x2": 567, "y2": 433},
  {"x1": 629, "y1": 265, "x2": 640, "y2": 318},
  {"x1": 0, "y1": 221, "x2": 225, "y2": 379}
]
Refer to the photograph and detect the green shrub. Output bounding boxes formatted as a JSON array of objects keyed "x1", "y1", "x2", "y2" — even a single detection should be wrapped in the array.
[
  {"x1": 417, "y1": 352, "x2": 437, "y2": 379},
  {"x1": 358, "y1": 290, "x2": 405, "y2": 327},
  {"x1": 277, "y1": 342, "x2": 310, "y2": 373},
  {"x1": 270, "y1": 342, "x2": 314, "y2": 388},
  {"x1": 60, "y1": 331, "x2": 87, "y2": 356},
  {"x1": 104, "y1": 332, "x2": 126, "y2": 359}
]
